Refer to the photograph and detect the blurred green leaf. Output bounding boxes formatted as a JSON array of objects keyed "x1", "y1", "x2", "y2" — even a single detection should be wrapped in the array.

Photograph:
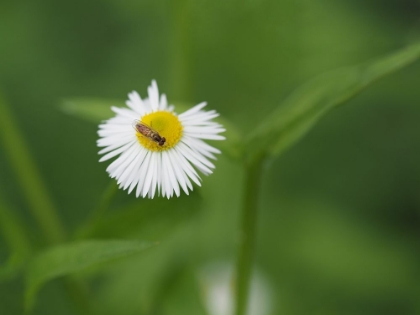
[
  {"x1": 61, "y1": 98, "x2": 124, "y2": 123},
  {"x1": 25, "y1": 239, "x2": 157, "y2": 309},
  {"x1": 79, "y1": 190, "x2": 202, "y2": 241},
  {"x1": 245, "y1": 43, "x2": 420, "y2": 162}
]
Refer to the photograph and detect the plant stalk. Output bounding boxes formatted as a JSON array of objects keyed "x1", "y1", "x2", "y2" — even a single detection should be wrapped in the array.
[
  {"x1": 234, "y1": 157, "x2": 264, "y2": 315},
  {"x1": 75, "y1": 181, "x2": 118, "y2": 239}
]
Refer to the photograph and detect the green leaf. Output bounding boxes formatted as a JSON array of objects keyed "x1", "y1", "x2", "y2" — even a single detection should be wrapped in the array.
[
  {"x1": 61, "y1": 98, "x2": 124, "y2": 123},
  {"x1": 25, "y1": 239, "x2": 157, "y2": 309},
  {"x1": 245, "y1": 43, "x2": 420, "y2": 162},
  {"x1": 61, "y1": 98, "x2": 243, "y2": 161}
]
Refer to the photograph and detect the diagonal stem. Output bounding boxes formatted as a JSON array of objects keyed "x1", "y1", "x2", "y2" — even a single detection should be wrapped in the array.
[
  {"x1": 75, "y1": 181, "x2": 118, "y2": 239},
  {"x1": 0, "y1": 93, "x2": 66, "y2": 244}
]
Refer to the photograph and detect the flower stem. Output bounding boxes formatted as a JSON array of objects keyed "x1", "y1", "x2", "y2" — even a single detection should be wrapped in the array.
[
  {"x1": 169, "y1": 0, "x2": 192, "y2": 101},
  {"x1": 0, "y1": 92, "x2": 66, "y2": 244},
  {"x1": 75, "y1": 181, "x2": 118, "y2": 239},
  {"x1": 234, "y1": 156, "x2": 264, "y2": 315}
]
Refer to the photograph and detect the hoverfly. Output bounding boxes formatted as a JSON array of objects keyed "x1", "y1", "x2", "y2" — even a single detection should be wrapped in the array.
[{"x1": 133, "y1": 120, "x2": 166, "y2": 146}]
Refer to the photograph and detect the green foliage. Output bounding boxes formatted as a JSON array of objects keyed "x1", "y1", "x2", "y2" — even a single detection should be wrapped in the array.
[
  {"x1": 1, "y1": 1, "x2": 420, "y2": 313},
  {"x1": 245, "y1": 43, "x2": 420, "y2": 162},
  {"x1": 63, "y1": 44, "x2": 420, "y2": 166},
  {"x1": 25, "y1": 240, "x2": 157, "y2": 309},
  {"x1": 61, "y1": 99, "x2": 124, "y2": 124}
]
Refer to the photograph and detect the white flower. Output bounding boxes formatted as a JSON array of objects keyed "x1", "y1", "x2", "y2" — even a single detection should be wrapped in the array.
[{"x1": 97, "y1": 80, "x2": 225, "y2": 198}]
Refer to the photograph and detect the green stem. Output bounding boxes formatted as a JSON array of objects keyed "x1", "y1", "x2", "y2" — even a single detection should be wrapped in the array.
[
  {"x1": 0, "y1": 93, "x2": 66, "y2": 244},
  {"x1": 62, "y1": 277, "x2": 91, "y2": 315},
  {"x1": 169, "y1": 0, "x2": 192, "y2": 101},
  {"x1": 75, "y1": 181, "x2": 118, "y2": 239},
  {"x1": 0, "y1": 193, "x2": 31, "y2": 256},
  {"x1": 0, "y1": 93, "x2": 91, "y2": 313},
  {"x1": 91, "y1": 181, "x2": 119, "y2": 221},
  {"x1": 0, "y1": 192, "x2": 32, "y2": 281},
  {"x1": 234, "y1": 157, "x2": 264, "y2": 315}
]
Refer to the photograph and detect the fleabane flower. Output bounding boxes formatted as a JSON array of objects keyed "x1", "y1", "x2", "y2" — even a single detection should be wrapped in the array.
[{"x1": 97, "y1": 80, "x2": 225, "y2": 198}]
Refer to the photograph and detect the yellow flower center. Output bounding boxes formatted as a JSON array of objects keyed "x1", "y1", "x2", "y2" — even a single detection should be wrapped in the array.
[{"x1": 136, "y1": 111, "x2": 183, "y2": 151}]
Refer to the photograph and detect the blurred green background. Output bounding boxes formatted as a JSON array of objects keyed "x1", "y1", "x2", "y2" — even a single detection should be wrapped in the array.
[{"x1": 1, "y1": 0, "x2": 420, "y2": 314}]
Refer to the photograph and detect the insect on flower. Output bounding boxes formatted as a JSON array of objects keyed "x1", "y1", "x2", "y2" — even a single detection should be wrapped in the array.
[
  {"x1": 133, "y1": 120, "x2": 166, "y2": 146},
  {"x1": 98, "y1": 80, "x2": 225, "y2": 199}
]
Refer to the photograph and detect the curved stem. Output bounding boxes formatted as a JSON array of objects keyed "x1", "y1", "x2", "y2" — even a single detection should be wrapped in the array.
[{"x1": 234, "y1": 157, "x2": 264, "y2": 315}]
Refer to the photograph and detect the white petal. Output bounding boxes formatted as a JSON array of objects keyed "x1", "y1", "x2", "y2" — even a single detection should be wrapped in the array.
[
  {"x1": 150, "y1": 152, "x2": 159, "y2": 198},
  {"x1": 164, "y1": 151, "x2": 180, "y2": 197},
  {"x1": 161, "y1": 152, "x2": 170, "y2": 198},
  {"x1": 98, "y1": 135, "x2": 136, "y2": 154},
  {"x1": 111, "y1": 106, "x2": 138, "y2": 119},
  {"x1": 142, "y1": 152, "x2": 156, "y2": 198},
  {"x1": 118, "y1": 146, "x2": 143, "y2": 188},
  {"x1": 126, "y1": 91, "x2": 144, "y2": 114},
  {"x1": 159, "y1": 94, "x2": 168, "y2": 110},
  {"x1": 183, "y1": 136, "x2": 221, "y2": 154},
  {"x1": 178, "y1": 102, "x2": 207, "y2": 118},
  {"x1": 136, "y1": 152, "x2": 152, "y2": 198},
  {"x1": 155, "y1": 152, "x2": 163, "y2": 196},
  {"x1": 108, "y1": 143, "x2": 139, "y2": 177},
  {"x1": 168, "y1": 150, "x2": 190, "y2": 195},
  {"x1": 173, "y1": 147, "x2": 202, "y2": 186},
  {"x1": 125, "y1": 147, "x2": 148, "y2": 191},
  {"x1": 99, "y1": 140, "x2": 136, "y2": 162},
  {"x1": 148, "y1": 80, "x2": 159, "y2": 112},
  {"x1": 177, "y1": 142, "x2": 215, "y2": 169},
  {"x1": 97, "y1": 133, "x2": 135, "y2": 147},
  {"x1": 186, "y1": 133, "x2": 226, "y2": 140},
  {"x1": 105, "y1": 142, "x2": 138, "y2": 174}
]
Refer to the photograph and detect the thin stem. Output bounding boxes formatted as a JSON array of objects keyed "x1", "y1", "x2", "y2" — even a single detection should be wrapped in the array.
[
  {"x1": 169, "y1": 0, "x2": 192, "y2": 101},
  {"x1": 90, "y1": 181, "x2": 119, "y2": 223},
  {"x1": 0, "y1": 93, "x2": 66, "y2": 244},
  {"x1": 62, "y1": 277, "x2": 91, "y2": 315},
  {"x1": 0, "y1": 193, "x2": 31, "y2": 256},
  {"x1": 234, "y1": 157, "x2": 264, "y2": 315},
  {"x1": 75, "y1": 181, "x2": 118, "y2": 239},
  {"x1": 0, "y1": 192, "x2": 32, "y2": 281},
  {"x1": 0, "y1": 93, "x2": 91, "y2": 313}
]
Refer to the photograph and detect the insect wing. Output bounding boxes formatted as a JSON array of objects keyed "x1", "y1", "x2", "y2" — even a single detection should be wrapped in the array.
[{"x1": 133, "y1": 120, "x2": 158, "y2": 133}]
